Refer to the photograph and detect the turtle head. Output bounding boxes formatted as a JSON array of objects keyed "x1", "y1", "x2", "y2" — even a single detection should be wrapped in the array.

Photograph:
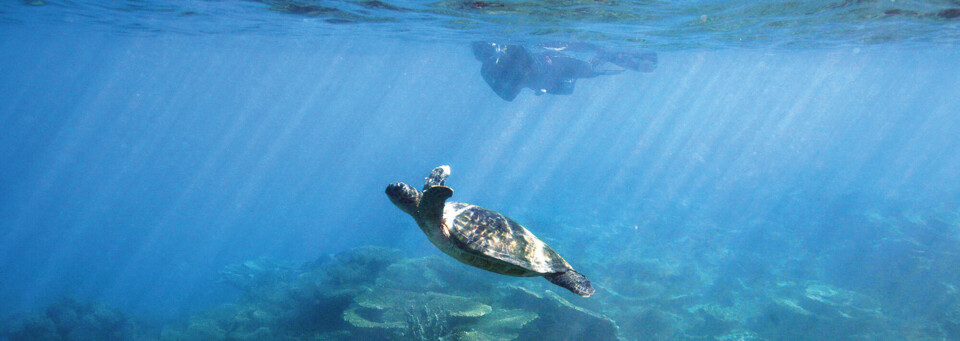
[{"x1": 386, "y1": 182, "x2": 420, "y2": 217}]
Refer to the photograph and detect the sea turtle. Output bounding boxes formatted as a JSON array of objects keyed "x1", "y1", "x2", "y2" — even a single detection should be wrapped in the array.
[{"x1": 385, "y1": 165, "x2": 595, "y2": 297}]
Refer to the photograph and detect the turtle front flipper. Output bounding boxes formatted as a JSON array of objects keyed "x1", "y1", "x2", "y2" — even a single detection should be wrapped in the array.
[
  {"x1": 423, "y1": 165, "x2": 451, "y2": 191},
  {"x1": 418, "y1": 185, "x2": 453, "y2": 229}
]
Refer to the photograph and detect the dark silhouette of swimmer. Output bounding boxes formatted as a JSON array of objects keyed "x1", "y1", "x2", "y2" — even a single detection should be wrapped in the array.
[{"x1": 472, "y1": 41, "x2": 657, "y2": 101}]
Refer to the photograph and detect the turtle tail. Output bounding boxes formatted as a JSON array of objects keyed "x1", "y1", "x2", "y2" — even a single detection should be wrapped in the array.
[{"x1": 545, "y1": 270, "x2": 595, "y2": 297}]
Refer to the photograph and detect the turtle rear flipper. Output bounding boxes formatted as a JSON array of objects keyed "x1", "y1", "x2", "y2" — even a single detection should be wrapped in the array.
[{"x1": 545, "y1": 270, "x2": 595, "y2": 297}]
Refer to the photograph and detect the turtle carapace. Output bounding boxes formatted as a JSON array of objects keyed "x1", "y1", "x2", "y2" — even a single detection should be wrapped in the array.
[{"x1": 385, "y1": 165, "x2": 595, "y2": 297}]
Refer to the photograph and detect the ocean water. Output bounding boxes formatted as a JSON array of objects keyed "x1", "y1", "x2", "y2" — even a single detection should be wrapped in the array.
[{"x1": 2, "y1": 1, "x2": 960, "y2": 340}]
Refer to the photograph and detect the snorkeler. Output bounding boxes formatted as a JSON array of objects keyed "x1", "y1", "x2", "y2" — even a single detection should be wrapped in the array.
[{"x1": 471, "y1": 41, "x2": 657, "y2": 101}]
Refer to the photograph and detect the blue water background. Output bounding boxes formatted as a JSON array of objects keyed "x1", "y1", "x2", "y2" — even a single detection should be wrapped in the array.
[{"x1": 2, "y1": 4, "x2": 960, "y2": 337}]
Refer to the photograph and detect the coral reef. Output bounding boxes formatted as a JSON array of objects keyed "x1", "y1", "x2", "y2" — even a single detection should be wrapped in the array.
[
  {"x1": 522, "y1": 197, "x2": 960, "y2": 340},
  {"x1": 499, "y1": 285, "x2": 621, "y2": 341},
  {"x1": 217, "y1": 257, "x2": 297, "y2": 294},
  {"x1": 8, "y1": 197, "x2": 959, "y2": 340},
  {"x1": 153, "y1": 245, "x2": 617, "y2": 341},
  {"x1": 4, "y1": 298, "x2": 146, "y2": 341},
  {"x1": 343, "y1": 287, "x2": 538, "y2": 341},
  {"x1": 749, "y1": 281, "x2": 887, "y2": 340}
]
